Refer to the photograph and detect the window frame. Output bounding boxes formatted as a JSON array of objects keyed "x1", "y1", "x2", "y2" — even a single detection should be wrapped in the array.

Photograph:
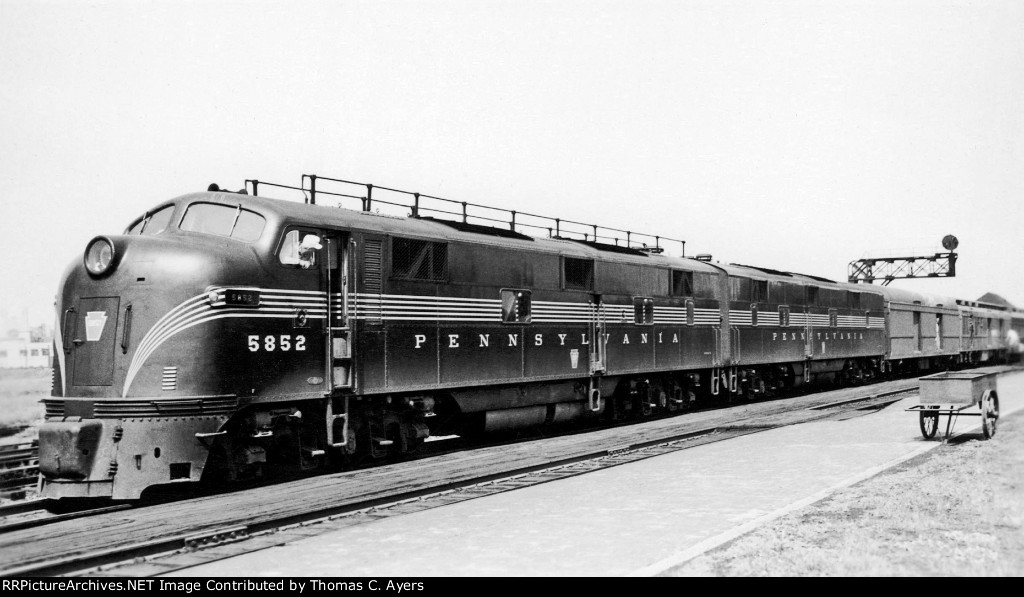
[
  {"x1": 178, "y1": 202, "x2": 266, "y2": 242},
  {"x1": 277, "y1": 227, "x2": 323, "y2": 270},
  {"x1": 671, "y1": 270, "x2": 694, "y2": 297},
  {"x1": 500, "y1": 288, "x2": 532, "y2": 324},
  {"x1": 126, "y1": 204, "x2": 176, "y2": 236},
  {"x1": 633, "y1": 296, "x2": 654, "y2": 325},
  {"x1": 562, "y1": 257, "x2": 595, "y2": 291},
  {"x1": 390, "y1": 236, "x2": 449, "y2": 282},
  {"x1": 779, "y1": 305, "x2": 790, "y2": 327}
]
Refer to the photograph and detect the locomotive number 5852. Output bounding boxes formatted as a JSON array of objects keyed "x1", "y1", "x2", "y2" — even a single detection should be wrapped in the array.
[{"x1": 247, "y1": 334, "x2": 307, "y2": 352}]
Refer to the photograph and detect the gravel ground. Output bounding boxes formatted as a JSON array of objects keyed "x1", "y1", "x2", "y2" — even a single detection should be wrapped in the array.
[{"x1": 664, "y1": 409, "x2": 1024, "y2": 576}]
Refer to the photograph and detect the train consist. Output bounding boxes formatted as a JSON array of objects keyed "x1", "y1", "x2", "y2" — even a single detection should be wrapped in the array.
[{"x1": 41, "y1": 176, "x2": 1024, "y2": 500}]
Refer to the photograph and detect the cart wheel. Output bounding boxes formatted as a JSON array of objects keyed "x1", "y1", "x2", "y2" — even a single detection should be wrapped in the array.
[
  {"x1": 981, "y1": 390, "x2": 999, "y2": 439},
  {"x1": 919, "y1": 411, "x2": 939, "y2": 440}
]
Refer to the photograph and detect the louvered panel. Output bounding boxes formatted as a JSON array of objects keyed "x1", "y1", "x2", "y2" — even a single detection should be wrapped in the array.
[{"x1": 363, "y1": 240, "x2": 383, "y2": 324}]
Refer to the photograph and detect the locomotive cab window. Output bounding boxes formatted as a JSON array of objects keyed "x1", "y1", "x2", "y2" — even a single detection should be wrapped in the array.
[
  {"x1": 501, "y1": 289, "x2": 532, "y2": 324},
  {"x1": 633, "y1": 297, "x2": 654, "y2": 325},
  {"x1": 180, "y1": 203, "x2": 266, "y2": 242},
  {"x1": 126, "y1": 205, "x2": 174, "y2": 236},
  {"x1": 279, "y1": 229, "x2": 324, "y2": 269}
]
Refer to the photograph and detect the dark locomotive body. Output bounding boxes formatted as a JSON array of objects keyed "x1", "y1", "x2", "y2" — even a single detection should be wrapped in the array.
[{"x1": 40, "y1": 190, "x2": 1024, "y2": 500}]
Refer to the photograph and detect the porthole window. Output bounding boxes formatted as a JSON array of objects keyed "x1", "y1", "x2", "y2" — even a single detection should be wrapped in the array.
[
  {"x1": 633, "y1": 297, "x2": 654, "y2": 325},
  {"x1": 501, "y1": 289, "x2": 532, "y2": 324}
]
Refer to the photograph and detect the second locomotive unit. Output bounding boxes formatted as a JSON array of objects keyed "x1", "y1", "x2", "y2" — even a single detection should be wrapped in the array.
[{"x1": 41, "y1": 176, "x2": 1024, "y2": 500}]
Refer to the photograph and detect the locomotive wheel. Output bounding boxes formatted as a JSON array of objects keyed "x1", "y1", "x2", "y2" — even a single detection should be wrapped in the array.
[
  {"x1": 919, "y1": 411, "x2": 939, "y2": 440},
  {"x1": 666, "y1": 388, "x2": 681, "y2": 413},
  {"x1": 981, "y1": 391, "x2": 999, "y2": 439},
  {"x1": 639, "y1": 394, "x2": 653, "y2": 417}
]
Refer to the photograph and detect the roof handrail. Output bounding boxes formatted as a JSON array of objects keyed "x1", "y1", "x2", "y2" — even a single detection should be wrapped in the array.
[{"x1": 244, "y1": 173, "x2": 687, "y2": 257}]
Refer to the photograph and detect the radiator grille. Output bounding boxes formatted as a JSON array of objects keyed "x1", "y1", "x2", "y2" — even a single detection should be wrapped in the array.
[
  {"x1": 364, "y1": 240, "x2": 382, "y2": 324},
  {"x1": 44, "y1": 400, "x2": 64, "y2": 418},
  {"x1": 92, "y1": 397, "x2": 238, "y2": 418}
]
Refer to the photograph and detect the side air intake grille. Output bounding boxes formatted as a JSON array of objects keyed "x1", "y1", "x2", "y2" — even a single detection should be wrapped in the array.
[
  {"x1": 44, "y1": 400, "x2": 65, "y2": 418},
  {"x1": 92, "y1": 397, "x2": 238, "y2": 418},
  {"x1": 364, "y1": 240, "x2": 383, "y2": 324}
]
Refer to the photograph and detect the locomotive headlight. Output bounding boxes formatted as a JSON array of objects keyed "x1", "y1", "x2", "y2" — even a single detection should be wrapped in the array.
[{"x1": 84, "y1": 237, "x2": 116, "y2": 276}]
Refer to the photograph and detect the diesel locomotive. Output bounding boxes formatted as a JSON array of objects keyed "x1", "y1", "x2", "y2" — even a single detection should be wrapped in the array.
[{"x1": 40, "y1": 175, "x2": 1024, "y2": 500}]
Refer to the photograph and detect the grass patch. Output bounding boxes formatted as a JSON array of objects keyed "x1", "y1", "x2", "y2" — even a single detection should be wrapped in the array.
[
  {"x1": 665, "y1": 411, "x2": 1024, "y2": 576},
  {"x1": 0, "y1": 368, "x2": 49, "y2": 428}
]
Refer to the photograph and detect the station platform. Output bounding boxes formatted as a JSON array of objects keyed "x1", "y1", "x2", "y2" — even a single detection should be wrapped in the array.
[{"x1": 173, "y1": 371, "x2": 1024, "y2": 577}]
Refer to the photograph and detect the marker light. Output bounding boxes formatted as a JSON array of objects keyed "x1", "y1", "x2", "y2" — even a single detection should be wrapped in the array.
[{"x1": 84, "y1": 237, "x2": 116, "y2": 276}]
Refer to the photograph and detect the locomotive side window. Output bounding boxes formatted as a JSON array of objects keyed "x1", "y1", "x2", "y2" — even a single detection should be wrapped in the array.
[
  {"x1": 692, "y1": 272, "x2": 717, "y2": 299},
  {"x1": 806, "y1": 286, "x2": 820, "y2": 305},
  {"x1": 392, "y1": 238, "x2": 448, "y2": 282},
  {"x1": 730, "y1": 277, "x2": 750, "y2": 302},
  {"x1": 752, "y1": 280, "x2": 768, "y2": 303},
  {"x1": 500, "y1": 289, "x2": 532, "y2": 324},
  {"x1": 671, "y1": 270, "x2": 693, "y2": 296},
  {"x1": 279, "y1": 229, "x2": 323, "y2": 269},
  {"x1": 563, "y1": 257, "x2": 594, "y2": 291},
  {"x1": 633, "y1": 297, "x2": 654, "y2": 325},
  {"x1": 180, "y1": 203, "x2": 266, "y2": 242}
]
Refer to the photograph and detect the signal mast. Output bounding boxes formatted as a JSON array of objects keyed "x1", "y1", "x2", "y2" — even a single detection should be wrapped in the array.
[{"x1": 848, "y1": 235, "x2": 959, "y2": 286}]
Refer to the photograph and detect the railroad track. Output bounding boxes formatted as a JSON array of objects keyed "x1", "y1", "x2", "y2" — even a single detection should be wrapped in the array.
[
  {"x1": 0, "y1": 440, "x2": 38, "y2": 500},
  {"x1": 0, "y1": 373, "x2": 947, "y2": 577},
  {"x1": 0, "y1": 500, "x2": 132, "y2": 534},
  {"x1": 0, "y1": 384, "x2": 907, "y2": 539},
  {"x1": 4, "y1": 365, "x2": 1019, "y2": 576}
]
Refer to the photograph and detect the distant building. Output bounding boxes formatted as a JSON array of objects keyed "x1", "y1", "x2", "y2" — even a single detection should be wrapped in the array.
[
  {"x1": 0, "y1": 331, "x2": 53, "y2": 368},
  {"x1": 978, "y1": 293, "x2": 1019, "y2": 309}
]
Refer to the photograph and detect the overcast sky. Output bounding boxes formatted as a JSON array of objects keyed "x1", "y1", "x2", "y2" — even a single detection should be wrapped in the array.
[{"x1": 1, "y1": 0, "x2": 1021, "y2": 332}]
